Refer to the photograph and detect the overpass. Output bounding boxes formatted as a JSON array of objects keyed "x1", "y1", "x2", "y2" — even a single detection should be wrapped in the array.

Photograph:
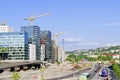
[{"x1": 0, "y1": 61, "x2": 48, "y2": 73}]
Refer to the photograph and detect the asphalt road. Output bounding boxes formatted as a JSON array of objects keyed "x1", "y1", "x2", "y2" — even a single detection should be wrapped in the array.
[
  {"x1": 46, "y1": 67, "x2": 98, "y2": 80},
  {"x1": 46, "y1": 69, "x2": 85, "y2": 80},
  {"x1": 108, "y1": 65, "x2": 118, "y2": 80},
  {"x1": 87, "y1": 69, "x2": 98, "y2": 80},
  {"x1": 91, "y1": 64, "x2": 118, "y2": 80}
]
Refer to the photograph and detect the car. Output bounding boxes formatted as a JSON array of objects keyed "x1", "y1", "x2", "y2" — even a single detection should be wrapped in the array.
[
  {"x1": 82, "y1": 72, "x2": 90, "y2": 77},
  {"x1": 101, "y1": 69, "x2": 108, "y2": 77}
]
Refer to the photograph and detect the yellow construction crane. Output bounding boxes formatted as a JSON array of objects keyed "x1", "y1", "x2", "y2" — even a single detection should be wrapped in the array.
[
  {"x1": 54, "y1": 31, "x2": 68, "y2": 46},
  {"x1": 24, "y1": 12, "x2": 50, "y2": 25},
  {"x1": 1, "y1": 20, "x2": 6, "y2": 26}
]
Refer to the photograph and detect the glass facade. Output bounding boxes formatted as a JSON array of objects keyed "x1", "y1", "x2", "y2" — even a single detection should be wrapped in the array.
[
  {"x1": 40, "y1": 30, "x2": 52, "y2": 61},
  {"x1": 0, "y1": 32, "x2": 28, "y2": 60},
  {"x1": 21, "y1": 26, "x2": 40, "y2": 60}
]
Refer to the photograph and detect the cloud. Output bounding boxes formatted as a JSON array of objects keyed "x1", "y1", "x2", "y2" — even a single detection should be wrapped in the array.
[
  {"x1": 105, "y1": 23, "x2": 120, "y2": 26},
  {"x1": 65, "y1": 40, "x2": 100, "y2": 50},
  {"x1": 77, "y1": 42, "x2": 100, "y2": 46},
  {"x1": 65, "y1": 42, "x2": 100, "y2": 51},
  {"x1": 65, "y1": 38, "x2": 82, "y2": 43},
  {"x1": 63, "y1": 37, "x2": 101, "y2": 51},
  {"x1": 105, "y1": 43, "x2": 120, "y2": 46},
  {"x1": 64, "y1": 37, "x2": 100, "y2": 46},
  {"x1": 87, "y1": 42, "x2": 99, "y2": 45}
]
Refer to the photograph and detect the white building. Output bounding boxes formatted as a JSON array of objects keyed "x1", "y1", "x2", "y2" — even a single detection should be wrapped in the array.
[
  {"x1": 58, "y1": 46, "x2": 65, "y2": 62},
  {"x1": 29, "y1": 44, "x2": 36, "y2": 61},
  {"x1": 112, "y1": 54, "x2": 119, "y2": 59},
  {"x1": 0, "y1": 24, "x2": 13, "y2": 32},
  {"x1": 41, "y1": 44, "x2": 45, "y2": 61}
]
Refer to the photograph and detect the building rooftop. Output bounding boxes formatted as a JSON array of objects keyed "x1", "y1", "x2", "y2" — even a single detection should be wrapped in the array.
[{"x1": 0, "y1": 22, "x2": 13, "y2": 32}]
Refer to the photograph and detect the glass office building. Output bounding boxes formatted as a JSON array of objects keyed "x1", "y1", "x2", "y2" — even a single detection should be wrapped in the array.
[
  {"x1": 21, "y1": 26, "x2": 40, "y2": 60},
  {"x1": 0, "y1": 32, "x2": 28, "y2": 60},
  {"x1": 40, "y1": 30, "x2": 52, "y2": 62}
]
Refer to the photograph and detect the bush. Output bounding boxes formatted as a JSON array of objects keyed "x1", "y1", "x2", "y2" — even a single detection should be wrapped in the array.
[
  {"x1": 112, "y1": 63, "x2": 120, "y2": 79},
  {"x1": 11, "y1": 72, "x2": 21, "y2": 80},
  {"x1": 56, "y1": 61, "x2": 60, "y2": 65}
]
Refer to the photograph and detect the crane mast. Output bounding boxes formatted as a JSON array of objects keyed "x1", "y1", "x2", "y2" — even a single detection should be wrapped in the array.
[
  {"x1": 1, "y1": 20, "x2": 6, "y2": 26},
  {"x1": 54, "y1": 31, "x2": 68, "y2": 46}
]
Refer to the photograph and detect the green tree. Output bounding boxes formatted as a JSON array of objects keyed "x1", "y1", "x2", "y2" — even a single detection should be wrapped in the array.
[
  {"x1": 56, "y1": 60, "x2": 61, "y2": 65},
  {"x1": 98, "y1": 55, "x2": 112, "y2": 61},
  {"x1": 87, "y1": 57, "x2": 97, "y2": 61},
  {"x1": 112, "y1": 63, "x2": 120, "y2": 79},
  {"x1": 66, "y1": 54, "x2": 81, "y2": 69},
  {"x1": 11, "y1": 72, "x2": 21, "y2": 80},
  {"x1": 40, "y1": 66, "x2": 46, "y2": 80},
  {"x1": 66, "y1": 54, "x2": 86, "y2": 63}
]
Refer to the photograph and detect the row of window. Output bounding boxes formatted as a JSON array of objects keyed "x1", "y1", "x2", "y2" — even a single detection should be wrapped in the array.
[
  {"x1": 8, "y1": 58, "x2": 24, "y2": 60},
  {"x1": 8, "y1": 55, "x2": 25, "y2": 57}
]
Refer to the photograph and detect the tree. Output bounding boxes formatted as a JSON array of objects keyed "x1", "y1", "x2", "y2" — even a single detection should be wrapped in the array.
[
  {"x1": 87, "y1": 57, "x2": 97, "y2": 61},
  {"x1": 40, "y1": 66, "x2": 46, "y2": 80},
  {"x1": 11, "y1": 72, "x2": 21, "y2": 80},
  {"x1": 98, "y1": 55, "x2": 112, "y2": 61},
  {"x1": 56, "y1": 60, "x2": 60, "y2": 65},
  {"x1": 112, "y1": 63, "x2": 120, "y2": 79}
]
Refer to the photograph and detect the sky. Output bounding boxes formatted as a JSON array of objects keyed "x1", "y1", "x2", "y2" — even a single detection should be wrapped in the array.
[{"x1": 0, "y1": 0, "x2": 120, "y2": 51}]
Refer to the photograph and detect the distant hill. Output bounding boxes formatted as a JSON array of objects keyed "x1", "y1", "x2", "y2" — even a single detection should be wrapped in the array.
[{"x1": 66, "y1": 46, "x2": 120, "y2": 55}]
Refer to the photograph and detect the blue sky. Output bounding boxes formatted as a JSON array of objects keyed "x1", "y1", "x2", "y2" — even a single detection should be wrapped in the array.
[{"x1": 0, "y1": 0, "x2": 120, "y2": 51}]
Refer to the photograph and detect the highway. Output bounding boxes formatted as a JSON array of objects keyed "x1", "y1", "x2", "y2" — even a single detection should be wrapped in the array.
[
  {"x1": 0, "y1": 66, "x2": 96, "y2": 80},
  {"x1": 50, "y1": 64, "x2": 101, "y2": 80},
  {"x1": 91, "y1": 64, "x2": 118, "y2": 80},
  {"x1": 0, "y1": 62, "x2": 118, "y2": 80},
  {"x1": 108, "y1": 65, "x2": 118, "y2": 80},
  {"x1": 46, "y1": 67, "x2": 93, "y2": 80},
  {"x1": 87, "y1": 68, "x2": 98, "y2": 80}
]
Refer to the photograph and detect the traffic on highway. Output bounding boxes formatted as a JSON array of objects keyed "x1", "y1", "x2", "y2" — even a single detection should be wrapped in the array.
[{"x1": 76, "y1": 62, "x2": 117, "y2": 80}]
